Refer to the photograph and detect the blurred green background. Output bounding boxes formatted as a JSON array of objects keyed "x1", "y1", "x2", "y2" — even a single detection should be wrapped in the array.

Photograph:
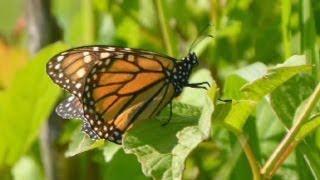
[{"x1": 0, "y1": 0, "x2": 320, "y2": 180}]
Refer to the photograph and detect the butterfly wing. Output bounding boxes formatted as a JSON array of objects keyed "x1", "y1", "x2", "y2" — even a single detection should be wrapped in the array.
[
  {"x1": 55, "y1": 95, "x2": 84, "y2": 120},
  {"x1": 82, "y1": 53, "x2": 176, "y2": 144},
  {"x1": 46, "y1": 46, "x2": 175, "y2": 99},
  {"x1": 46, "y1": 46, "x2": 120, "y2": 98}
]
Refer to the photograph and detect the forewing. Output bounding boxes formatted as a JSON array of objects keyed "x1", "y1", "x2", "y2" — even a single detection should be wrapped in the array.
[
  {"x1": 46, "y1": 46, "x2": 117, "y2": 98},
  {"x1": 46, "y1": 46, "x2": 175, "y2": 99}
]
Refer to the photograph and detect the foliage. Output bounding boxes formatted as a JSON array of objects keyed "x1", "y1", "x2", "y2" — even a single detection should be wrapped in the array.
[{"x1": 0, "y1": 0, "x2": 320, "y2": 180}]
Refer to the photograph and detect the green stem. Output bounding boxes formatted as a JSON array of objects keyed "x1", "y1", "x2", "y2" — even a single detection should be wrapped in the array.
[
  {"x1": 153, "y1": 0, "x2": 173, "y2": 56},
  {"x1": 261, "y1": 82, "x2": 320, "y2": 178},
  {"x1": 238, "y1": 133, "x2": 261, "y2": 180},
  {"x1": 281, "y1": 0, "x2": 291, "y2": 59}
]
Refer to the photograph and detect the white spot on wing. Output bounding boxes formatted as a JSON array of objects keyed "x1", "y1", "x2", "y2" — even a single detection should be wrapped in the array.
[
  {"x1": 75, "y1": 83, "x2": 82, "y2": 89},
  {"x1": 106, "y1": 47, "x2": 115, "y2": 51},
  {"x1": 54, "y1": 64, "x2": 61, "y2": 70},
  {"x1": 57, "y1": 56, "x2": 64, "y2": 62},
  {"x1": 127, "y1": 55, "x2": 135, "y2": 62},
  {"x1": 76, "y1": 68, "x2": 86, "y2": 78},
  {"x1": 100, "y1": 52, "x2": 110, "y2": 59},
  {"x1": 84, "y1": 55, "x2": 92, "y2": 63}
]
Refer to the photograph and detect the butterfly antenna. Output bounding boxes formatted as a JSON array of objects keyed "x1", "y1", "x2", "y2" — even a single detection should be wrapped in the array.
[{"x1": 188, "y1": 24, "x2": 215, "y2": 54}]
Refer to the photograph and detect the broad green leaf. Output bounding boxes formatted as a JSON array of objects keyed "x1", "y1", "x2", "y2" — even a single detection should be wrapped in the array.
[
  {"x1": 0, "y1": 42, "x2": 67, "y2": 169},
  {"x1": 223, "y1": 100, "x2": 257, "y2": 133},
  {"x1": 241, "y1": 55, "x2": 311, "y2": 101},
  {"x1": 65, "y1": 125, "x2": 104, "y2": 157},
  {"x1": 223, "y1": 74, "x2": 247, "y2": 100},
  {"x1": 270, "y1": 74, "x2": 316, "y2": 127},
  {"x1": 218, "y1": 56, "x2": 311, "y2": 134},
  {"x1": 269, "y1": 55, "x2": 319, "y2": 178},
  {"x1": 235, "y1": 62, "x2": 267, "y2": 82},
  {"x1": 123, "y1": 85, "x2": 216, "y2": 179}
]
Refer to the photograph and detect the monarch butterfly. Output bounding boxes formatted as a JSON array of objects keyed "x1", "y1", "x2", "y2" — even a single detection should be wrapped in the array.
[{"x1": 47, "y1": 46, "x2": 209, "y2": 144}]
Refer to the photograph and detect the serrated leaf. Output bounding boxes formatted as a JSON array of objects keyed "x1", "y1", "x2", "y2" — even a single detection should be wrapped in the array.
[
  {"x1": 0, "y1": 42, "x2": 67, "y2": 169},
  {"x1": 123, "y1": 85, "x2": 216, "y2": 179}
]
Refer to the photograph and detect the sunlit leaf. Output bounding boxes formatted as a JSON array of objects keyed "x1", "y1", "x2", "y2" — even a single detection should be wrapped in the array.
[
  {"x1": 0, "y1": 42, "x2": 67, "y2": 169},
  {"x1": 65, "y1": 125, "x2": 104, "y2": 157},
  {"x1": 122, "y1": 85, "x2": 216, "y2": 179},
  {"x1": 241, "y1": 55, "x2": 311, "y2": 101}
]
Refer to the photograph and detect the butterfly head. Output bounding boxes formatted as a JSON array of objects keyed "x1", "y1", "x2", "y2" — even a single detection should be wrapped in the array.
[{"x1": 185, "y1": 52, "x2": 199, "y2": 66}]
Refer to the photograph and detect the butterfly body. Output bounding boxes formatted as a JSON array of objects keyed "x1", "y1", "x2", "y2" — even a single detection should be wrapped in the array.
[{"x1": 47, "y1": 46, "x2": 208, "y2": 144}]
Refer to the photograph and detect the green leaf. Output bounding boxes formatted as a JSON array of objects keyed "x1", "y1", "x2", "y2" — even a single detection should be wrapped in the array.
[
  {"x1": 216, "y1": 56, "x2": 311, "y2": 134},
  {"x1": 241, "y1": 55, "x2": 311, "y2": 101},
  {"x1": 103, "y1": 143, "x2": 121, "y2": 162},
  {"x1": 179, "y1": 69, "x2": 214, "y2": 107},
  {"x1": 65, "y1": 125, "x2": 105, "y2": 157},
  {"x1": 122, "y1": 85, "x2": 216, "y2": 179},
  {"x1": 0, "y1": 42, "x2": 67, "y2": 169},
  {"x1": 101, "y1": 149, "x2": 148, "y2": 180},
  {"x1": 296, "y1": 115, "x2": 320, "y2": 141},
  {"x1": 223, "y1": 100, "x2": 257, "y2": 133},
  {"x1": 270, "y1": 74, "x2": 316, "y2": 127}
]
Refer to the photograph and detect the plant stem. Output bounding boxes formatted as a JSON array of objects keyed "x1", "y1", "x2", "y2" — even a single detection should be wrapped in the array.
[
  {"x1": 26, "y1": 0, "x2": 62, "y2": 179},
  {"x1": 238, "y1": 133, "x2": 261, "y2": 180},
  {"x1": 154, "y1": 0, "x2": 173, "y2": 56},
  {"x1": 281, "y1": 0, "x2": 291, "y2": 59},
  {"x1": 261, "y1": 82, "x2": 320, "y2": 178}
]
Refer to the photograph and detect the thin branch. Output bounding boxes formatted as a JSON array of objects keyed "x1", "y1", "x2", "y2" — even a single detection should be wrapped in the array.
[
  {"x1": 26, "y1": 0, "x2": 62, "y2": 180},
  {"x1": 237, "y1": 133, "x2": 261, "y2": 180},
  {"x1": 153, "y1": 0, "x2": 173, "y2": 56},
  {"x1": 261, "y1": 82, "x2": 320, "y2": 178}
]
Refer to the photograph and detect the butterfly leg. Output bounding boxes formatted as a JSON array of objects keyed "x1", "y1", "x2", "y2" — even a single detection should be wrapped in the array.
[
  {"x1": 161, "y1": 102, "x2": 173, "y2": 126},
  {"x1": 186, "y1": 81, "x2": 210, "y2": 90},
  {"x1": 218, "y1": 98, "x2": 232, "y2": 103}
]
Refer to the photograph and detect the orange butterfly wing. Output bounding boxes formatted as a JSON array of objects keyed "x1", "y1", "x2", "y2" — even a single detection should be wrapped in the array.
[{"x1": 82, "y1": 54, "x2": 176, "y2": 144}]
